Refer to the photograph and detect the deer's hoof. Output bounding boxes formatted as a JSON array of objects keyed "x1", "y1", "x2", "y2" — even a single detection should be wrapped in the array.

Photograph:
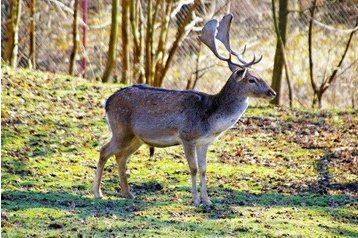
[
  {"x1": 93, "y1": 189, "x2": 103, "y2": 199},
  {"x1": 193, "y1": 198, "x2": 201, "y2": 206},
  {"x1": 123, "y1": 192, "x2": 135, "y2": 199},
  {"x1": 202, "y1": 199, "x2": 212, "y2": 206}
]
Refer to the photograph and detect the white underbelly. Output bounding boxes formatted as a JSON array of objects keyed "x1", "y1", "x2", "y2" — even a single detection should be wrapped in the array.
[
  {"x1": 139, "y1": 135, "x2": 181, "y2": 147},
  {"x1": 196, "y1": 134, "x2": 219, "y2": 145}
]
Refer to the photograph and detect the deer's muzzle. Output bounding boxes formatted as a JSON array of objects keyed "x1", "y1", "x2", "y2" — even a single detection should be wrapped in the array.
[{"x1": 266, "y1": 89, "x2": 276, "y2": 98}]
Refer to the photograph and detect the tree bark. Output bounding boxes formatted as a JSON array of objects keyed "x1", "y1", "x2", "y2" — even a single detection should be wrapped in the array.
[
  {"x1": 29, "y1": 0, "x2": 36, "y2": 69},
  {"x1": 81, "y1": 0, "x2": 88, "y2": 77},
  {"x1": 69, "y1": 0, "x2": 79, "y2": 75},
  {"x1": 129, "y1": 0, "x2": 144, "y2": 83},
  {"x1": 155, "y1": 0, "x2": 200, "y2": 87},
  {"x1": 102, "y1": 0, "x2": 119, "y2": 83},
  {"x1": 145, "y1": 1, "x2": 153, "y2": 85},
  {"x1": 308, "y1": 0, "x2": 318, "y2": 107},
  {"x1": 270, "y1": 0, "x2": 288, "y2": 105},
  {"x1": 121, "y1": 0, "x2": 129, "y2": 84},
  {"x1": 3, "y1": 0, "x2": 22, "y2": 67}
]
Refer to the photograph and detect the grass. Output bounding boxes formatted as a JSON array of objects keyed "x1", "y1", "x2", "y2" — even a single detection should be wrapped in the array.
[{"x1": 1, "y1": 65, "x2": 357, "y2": 237}]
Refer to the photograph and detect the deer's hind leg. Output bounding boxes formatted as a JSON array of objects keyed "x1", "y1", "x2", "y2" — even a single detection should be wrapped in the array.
[{"x1": 115, "y1": 137, "x2": 142, "y2": 199}]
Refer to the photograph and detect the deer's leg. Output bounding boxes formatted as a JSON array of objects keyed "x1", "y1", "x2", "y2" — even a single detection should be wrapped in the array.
[
  {"x1": 183, "y1": 141, "x2": 200, "y2": 205},
  {"x1": 93, "y1": 141, "x2": 117, "y2": 198},
  {"x1": 196, "y1": 144, "x2": 211, "y2": 206},
  {"x1": 115, "y1": 138, "x2": 142, "y2": 199}
]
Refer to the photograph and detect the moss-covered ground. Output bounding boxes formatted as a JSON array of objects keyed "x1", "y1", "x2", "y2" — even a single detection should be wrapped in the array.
[{"x1": 1, "y1": 66, "x2": 357, "y2": 237}]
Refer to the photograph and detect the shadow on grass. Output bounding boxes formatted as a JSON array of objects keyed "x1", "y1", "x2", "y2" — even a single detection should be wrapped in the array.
[
  {"x1": 2, "y1": 180, "x2": 356, "y2": 218},
  {"x1": 1, "y1": 181, "x2": 173, "y2": 219}
]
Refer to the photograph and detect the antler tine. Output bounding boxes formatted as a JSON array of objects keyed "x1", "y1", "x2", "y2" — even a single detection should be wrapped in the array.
[
  {"x1": 240, "y1": 54, "x2": 263, "y2": 68},
  {"x1": 254, "y1": 54, "x2": 263, "y2": 64}
]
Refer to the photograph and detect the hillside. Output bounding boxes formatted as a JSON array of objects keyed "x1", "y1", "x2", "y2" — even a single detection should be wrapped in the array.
[{"x1": 1, "y1": 66, "x2": 357, "y2": 237}]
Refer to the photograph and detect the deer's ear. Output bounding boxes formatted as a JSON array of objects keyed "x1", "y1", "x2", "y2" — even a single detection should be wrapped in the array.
[{"x1": 235, "y1": 68, "x2": 247, "y2": 80}]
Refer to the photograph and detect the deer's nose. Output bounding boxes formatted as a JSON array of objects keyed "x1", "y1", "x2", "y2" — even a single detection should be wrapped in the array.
[{"x1": 267, "y1": 89, "x2": 276, "y2": 98}]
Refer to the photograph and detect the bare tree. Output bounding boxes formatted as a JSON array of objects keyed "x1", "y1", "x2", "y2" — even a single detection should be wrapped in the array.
[
  {"x1": 121, "y1": 0, "x2": 130, "y2": 83},
  {"x1": 81, "y1": 0, "x2": 88, "y2": 77},
  {"x1": 69, "y1": 0, "x2": 79, "y2": 75},
  {"x1": 308, "y1": 0, "x2": 357, "y2": 108},
  {"x1": 3, "y1": 0, "x2": 23, "y2": 67},
  {"x1": 270, "y1": 0, "x2": 289, "y2": 106},
  {"x1": 102, "y1": 0, "x2": 201, "y2": 85},
  {"x1": 29, "y1": 0, "x2": 36, "y2": 69},
  {"x1": 129, "y1": 0, "x2": 144, "y2": 83},
  {"x1": 102, "y1": 0, "x2": 119, "y2": 83},
  {"x1": 271, "y1": 0, "x2": 293, "y2": 107}
]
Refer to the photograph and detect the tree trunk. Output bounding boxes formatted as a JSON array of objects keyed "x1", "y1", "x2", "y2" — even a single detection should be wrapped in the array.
[
  {"x1": 69, "y1": 0, "x2": 79, "y2": 75},
  {"x1": 270, "y1": 0, "x2": 288, "y2": 105},
  {"x1": 102, "y1": 0, "x2": 119, "y2": 83},
  {"x1": 156, "y1": 0, "x2": 200, "y2": 87},
  {"x1": 145, "y1": 1, "x2": 153, "y2": 85},
  {"x1": 3, "y1": 0, "x2": 22, "y2": 67},
  {"x1": 129, "y1": 0, "x2": 144, "y2": 83},
  {"x1": 309, "y1": 0, "x2": 318, "y2": 108},
  {"x1": 121, "y1": 0, "x2": 129, "y2": 84},
  {"x1": 81, "y1": 0, "x2": 88, "y2": 77},
  {"x1": 29, "y1": 0, "x2": 36, "y2": 69}
]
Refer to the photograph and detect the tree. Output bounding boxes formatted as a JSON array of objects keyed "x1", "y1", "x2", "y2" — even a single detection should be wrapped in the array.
[
  {"x1": 69, "y1": 0, "x2": 79, "y2": 75},
  {"x1": 81, "y1": 0, "x2": 88, "y2": 77},
  {"x1": 308, "y1": 0, "x2": 357, "y2": 108},
  {"x1": 102, "y1": 0, "x2": 201, "y2": 85},
  {"x1": 121, "y1": 0, "x2": 129, "y2": 83},
  {"x1": 270, "y1": 0, "x2": 288, "y2": 105},
  {"x1": 102, "y1": 0, "x2": 119, "y2": 83},
  {"x1": 3, "y1": 0, "x2": 23, "y2": 67},
  {"x1": 29, "y1": 0, "x2": 36, "y2": 69},
  {"x1": 271, "y1": 0, "x2": 293, "y2": 107}
]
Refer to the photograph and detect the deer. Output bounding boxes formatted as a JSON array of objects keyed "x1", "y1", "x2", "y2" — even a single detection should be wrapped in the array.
[{"x1": 93, "y1": 14, "x2": 276, "y2": 206}]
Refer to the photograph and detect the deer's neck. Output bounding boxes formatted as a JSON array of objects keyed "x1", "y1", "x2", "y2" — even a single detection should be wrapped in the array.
[{"x1": 207, "y1": 78, "x2": 248, "y2": 134}]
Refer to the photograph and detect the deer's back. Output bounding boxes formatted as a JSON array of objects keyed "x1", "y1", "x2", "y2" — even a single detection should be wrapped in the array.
[{"x1": 105, "y1": 85, "x2": 212, "y2": 142}]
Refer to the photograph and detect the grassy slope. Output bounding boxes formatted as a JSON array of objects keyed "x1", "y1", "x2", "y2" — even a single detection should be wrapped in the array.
[{"x1": 1, "y1": 66, "x2": 357, "y2": 237}]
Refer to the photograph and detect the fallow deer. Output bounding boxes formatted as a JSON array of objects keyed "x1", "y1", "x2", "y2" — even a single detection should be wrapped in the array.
[{"x1": 93, "y1": 14, "x2": 276, "y2": 206}]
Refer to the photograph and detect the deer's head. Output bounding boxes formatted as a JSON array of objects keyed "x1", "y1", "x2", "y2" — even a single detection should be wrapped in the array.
[{"x1": 200, "y1": 14, "x2": 276, "y2": 99}]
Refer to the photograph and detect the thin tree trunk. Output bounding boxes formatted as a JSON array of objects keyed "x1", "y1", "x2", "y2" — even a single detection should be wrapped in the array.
[
  {"x1": 29, "y1": 0, "x2": 36, "y2": 69},
  {"x1": 145, "y1": 1, "x2": 153, "y2": 85},
  {"x1": 81, "y1": 0, "x2": 88, "y2": 77},
  {"x1": 270, "y1": 0, "x2": 288, "y2": 105},
  {"x1": 157, "y1": 0, "x2": 200, "y2": 87},
  {"x1": 153, "y1": 0, "x2": 173, "y2": 87},
  {"x1": 102, "y1": 0, "x2": 119, "y2": 83},
  {"x1": 69, "y1": 0, "x2": 79, "y2": 75},
  {"x1": 121, "y1": 0, "x2": 129, "y2": 84},
  {"x1": 308, "y1": 0, "x2": 318, "y2": 107},
  {"x1": 317, "y1": 20, "x2": 357, "y2": 108},
  {"x1": 3, "y1": 0, "x2": 22, "y2": 67},
  {"x1": 186, "y1": 40, "x2": 201, "y2": 90},
  {"x1": 129, "y1": 0, "x2": 142, "y2": 83}
]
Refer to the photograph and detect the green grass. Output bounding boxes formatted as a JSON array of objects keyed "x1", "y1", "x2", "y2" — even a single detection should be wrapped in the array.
[{"x1": 2, "y1": 66, "x2": 357, "y2": 237}]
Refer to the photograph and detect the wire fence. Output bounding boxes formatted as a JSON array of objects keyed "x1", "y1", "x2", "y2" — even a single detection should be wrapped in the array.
[{"x1": 1, "y1": 0, "x2": 357, "y2": 108}]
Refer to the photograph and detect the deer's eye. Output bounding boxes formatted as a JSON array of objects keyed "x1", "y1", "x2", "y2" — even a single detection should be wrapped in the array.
[{"x1": 248, "y1": 78, "x2": 256, "y2": 84}]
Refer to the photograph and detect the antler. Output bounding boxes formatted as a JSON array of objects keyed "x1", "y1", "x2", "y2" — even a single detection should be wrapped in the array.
[{"x1": 200, "y1": 14, "x2": 262, "y2": 71}]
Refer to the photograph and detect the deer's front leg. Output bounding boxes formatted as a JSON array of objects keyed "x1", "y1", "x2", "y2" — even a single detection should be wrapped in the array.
[
  {"x1": 196, "y1": 144, "x2": 212, "y2": 206},
  {"x1": 182, "y1": 141, "x2": 200, "y2": 206}
]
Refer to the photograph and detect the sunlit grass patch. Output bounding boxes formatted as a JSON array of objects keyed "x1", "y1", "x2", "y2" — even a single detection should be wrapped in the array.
[{"x1": 1, "y1": 66, "x2": 357, "y2": 237}]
